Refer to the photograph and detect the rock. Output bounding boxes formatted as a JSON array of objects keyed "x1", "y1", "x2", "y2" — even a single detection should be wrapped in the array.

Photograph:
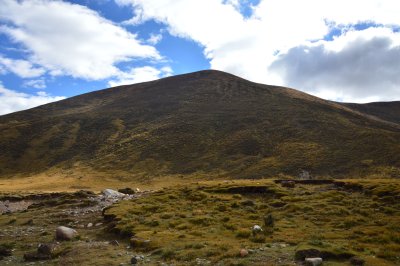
[
  {"x1": 118, "y1": 188, "x2": 136, "y2": 195},
  {"x1": 102, "y1": 189, "x2": 126, "y2": 198},
  {"x1": 131, "y1": 256, "x2": 138, "y2": 264},
  {"x1": 55, "y1": 226, "x2": 78, "y2": 241},
  {"x1": 305, "y1": 257, "x2": 323, "y2": 266},
  {"x1": 299, "y1": 170, "x2": 311, "y2": 179},
  {"x1": 252, "y1": 225, "x2": 263, "y2": 234},
  {"x1": 0, "y1": 245, "x2": 12, "y2": 258},
  {"x1": 95, "y1": 223, "x2": 103, "y2": 227},
  {"x1": 239, "y1": 249, "x2": 248, "y2": 257},
  {"x1": 295, "y1": 248, "x2": 354, "y2": 261},
  {"x1": 24, "y1": 252, "x2": 51, "y2": 261},
  {"x1": 130, "y1": 237, "x2": 151, "y2": 248},
  {"x1": 87, "y1": 223, "x2": 93, "y2": 228},
  {"x1": 253, "y1": 225, "x2": 263, "y2": 231},
  {"x1": 0, "y1": 246, "x2": 12, "y2": 257},
  {"x1": 110, "y1": 240, "x2": 120, "y2": 246},
  {"x1": 350, "y1": 257, "x2": 365, "y2": 265},
  {"x1": 37, "y1": 243, "x2": 59, "y2": 257},
  {"x1": 295, "y1": 249, "x2": 321, "y2": 261}
]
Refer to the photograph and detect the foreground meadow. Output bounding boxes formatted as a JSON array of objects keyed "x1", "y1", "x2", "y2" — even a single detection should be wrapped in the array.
[{"x1": 1, "y1": 178, "x2": 400, "y2": 265}]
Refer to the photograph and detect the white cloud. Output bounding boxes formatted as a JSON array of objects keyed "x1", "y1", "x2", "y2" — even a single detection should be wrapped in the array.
[
  {"x1": 23, "y1": 78, "x2": 46, "y2": 89},
  {"x1": 108, "y1": 66, "x2": 173, "y2": 87},
  {"x1": 0, "y1": 55, "x2": 45, "y2": 78},
  {"x1": 116, "y1": 0, "x2": 400, "y2": 102},
  {"x1": 147, "y1": 33, "x2": 163, "y2": 45},
  {"x1": 0, "y1": 82, "x2": 65, "y2": 115},
  {"x1": 270, "y1": 28, "x2": 400, "y2": 103},
  {"x1": 0, "y1": 0, "x2": 161, "y2": 80}
]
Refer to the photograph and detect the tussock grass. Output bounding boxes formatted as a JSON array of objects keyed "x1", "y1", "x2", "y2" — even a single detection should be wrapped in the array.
[{"x1": 105, "y1": 179, "x2": 400, "y2": 265}]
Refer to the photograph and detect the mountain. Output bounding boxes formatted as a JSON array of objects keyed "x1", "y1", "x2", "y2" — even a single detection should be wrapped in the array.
[
  {"x1": 343, "y1": 101, "x2": 400, "y2": 125},
  {"x1": 1, "y1": 70, "x2": 399, "y2": 179}
]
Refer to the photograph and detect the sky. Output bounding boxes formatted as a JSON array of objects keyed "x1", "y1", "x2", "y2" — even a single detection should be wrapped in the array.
[{"x1": 0, "y1": 0, "x2": 400, "y2": 115}]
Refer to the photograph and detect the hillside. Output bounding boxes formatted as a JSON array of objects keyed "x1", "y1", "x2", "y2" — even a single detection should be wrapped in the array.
[
  {"x1": 344, "y1": 101, "x2": 400, "y2": 125},
  {"x1": 0, "y1": 70, "x2": 400, "y2": 179}
]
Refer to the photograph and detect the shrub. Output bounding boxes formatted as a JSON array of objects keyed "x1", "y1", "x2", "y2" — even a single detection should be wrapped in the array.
[
  {"x1": 264, "y1": 213, "x2": 274, "y2": 227},
  {"x1": 161, "y1": 249, "x2": 176, "y2": 259},
  {"x1": 221, "y1": 216, "x2": 230, "y2": 222},
  {"x1": 241, "y1": 199, "x2": 255, "y2": 206},
  {"x1": 216, "y1": 205, "x2": 227, "y2": 212},
  {"x1": 231, "y1": 202, "x2": 240, "y2": 208}
]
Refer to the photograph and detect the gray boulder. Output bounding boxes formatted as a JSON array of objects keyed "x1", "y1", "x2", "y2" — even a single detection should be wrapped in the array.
[
  {"x1": 305, "y1": 257, "x2": 323, "y2": 266},
  {"x1": 102, "y1": 189, "x2": 126, "y2": 198},
  {"x1": 55, "y1": 226, "x2": 78, "y2": 241}
]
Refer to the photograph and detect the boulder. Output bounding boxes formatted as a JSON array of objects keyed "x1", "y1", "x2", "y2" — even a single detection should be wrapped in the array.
[
  {"x1": 299, "y1": 170, "x2": 311, "y2": 179},
  {"x1": 252, "y1": 225, "x2": 263, "y2": 234},
  {"x1": 55, "y1": 226, "x2": 78, "y2": 241},
  {"x1": 0, "y1": 245, "x2": 12, "y2": 257},
  {"x1": 239, "y1": 249, "x2": 248, "y2": 257},
  {"x1": 305, "y1": 257, "x2": 323, "y2": 266},
  {"x1": 295, "y1": 249, "x2": 321, "y2": 261},
  {"x1": 102, "y1": 189, "x2": 126, "y2": 198},
  {"x1": 131, "y1": 256, "x2": 138, "y2": 264}
]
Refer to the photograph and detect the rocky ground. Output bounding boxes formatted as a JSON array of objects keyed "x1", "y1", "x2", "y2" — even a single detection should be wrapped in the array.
[{"x1": 0, "y1": 188, "x2": 154, "y2": 265}]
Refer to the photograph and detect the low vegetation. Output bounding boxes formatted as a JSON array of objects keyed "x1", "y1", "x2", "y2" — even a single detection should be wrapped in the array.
[{"x1": 103, "y1": 179, "x2": 400, "y2": 265}]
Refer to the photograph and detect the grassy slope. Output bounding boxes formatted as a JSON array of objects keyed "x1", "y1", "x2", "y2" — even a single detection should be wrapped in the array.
[{"x1": 0, "y1": 70, "x2": 400, "y2": 181}]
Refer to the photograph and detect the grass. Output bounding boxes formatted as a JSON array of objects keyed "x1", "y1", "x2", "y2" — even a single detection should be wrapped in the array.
[
  {"x1": 103, "y1": 179, "x2": 400, "y2": 265},
  {"x1": 1, "y1": 178, "x2": 400, "y2": 265}
]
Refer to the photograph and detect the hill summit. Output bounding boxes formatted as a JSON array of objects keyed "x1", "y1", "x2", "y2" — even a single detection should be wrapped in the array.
[{"x1": 1, "y1": 70, "x2": 400, "y2": 179}]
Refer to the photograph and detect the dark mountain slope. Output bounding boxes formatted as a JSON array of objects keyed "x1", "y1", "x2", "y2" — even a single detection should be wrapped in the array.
[
  {"x1": 1, "y1": 70, "x2": 399, "y2": 179},
  {"x1": 344, "y1": 101, "x2": 400, "y2": 125}
]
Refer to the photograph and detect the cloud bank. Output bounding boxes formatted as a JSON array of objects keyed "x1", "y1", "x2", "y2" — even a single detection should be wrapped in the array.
[
  {"x1": 117, "y1": 0, "x2": 400, "y2": 102},
  {"x1": 0, "y1": 0, "x2": 161, "y2": 80},
  {"x1": 0, "y1": 82, "x2": 65, "y2": 115}
]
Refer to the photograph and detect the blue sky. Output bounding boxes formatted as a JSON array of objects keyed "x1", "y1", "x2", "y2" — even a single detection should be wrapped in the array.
[{"x1": 1, "y1": 0, "x2": 400, "y2": 115}]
